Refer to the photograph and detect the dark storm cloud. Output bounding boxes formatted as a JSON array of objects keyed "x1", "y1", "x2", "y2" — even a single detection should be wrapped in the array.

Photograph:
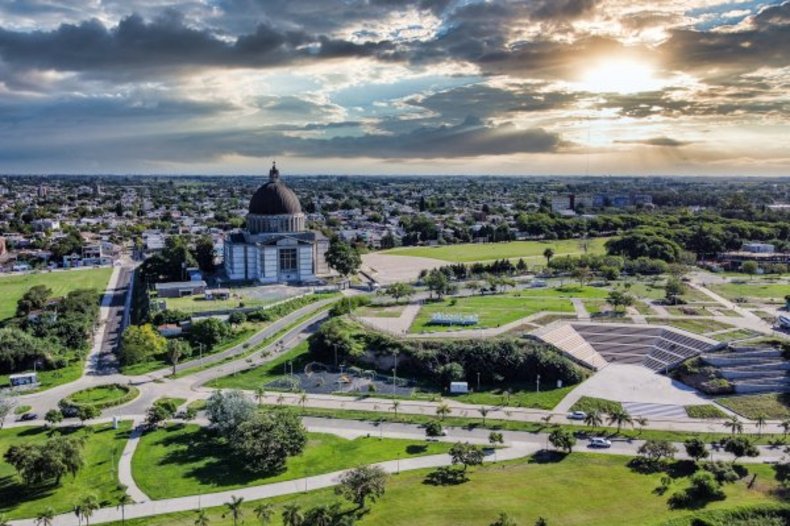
[
  {"x1": 660, "y1": 2, "x2": 790, "y2": 76},
  {"x1": 615, "y1": 137, "x2": 692, "y2": 147},
  {"x1": 0, "y1": 12, "x2": 394, "y2": 76}
]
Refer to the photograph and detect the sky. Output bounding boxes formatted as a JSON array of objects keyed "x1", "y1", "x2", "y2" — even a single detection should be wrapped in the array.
[{"x1": 0, "y1": 0, "x2": 788, "y2": 176}]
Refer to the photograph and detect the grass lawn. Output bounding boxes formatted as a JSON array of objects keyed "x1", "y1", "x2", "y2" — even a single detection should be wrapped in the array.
[
  {"x1": 569, "y1": 396, "x2": 623, "y2": 414},
  {"x1": 110, "y1": 453, "x2": 783, "y2": 526},
  {"x1": 0, "y1": 267, "x2": 113, "y2": 321},
  {"x1": 382, "y1": 237, "x2": 610, "y2": 263},
  {"x1": 452, "y1": 383, "x2": 576, "y2": 410},
  {"x1": 0, "y1": 361, "x2": 84, "y2": 393},
  {"x1": 684, "y1": 405, "x2": 729, "y2": 419},
  {"x1": 132, "y1": 424, "x2": 453, "y2": 500},
  {"x1": 206, "y1": 340, "x2": 310, "y2": 390},
  {"x1": 64, "y1": 384, "x2": 139, "y2": 409},
  {"x1": 708, "y1": 282, "x2": 790, "y2": 303},
  {"x1": 409, "y1": 286, "x2": 607, "y2": 333},
  {"x1": 0, "y1": 422, "x2": 132, "y2": 519},
  {"x1": 715, "y1": 393, "x2": 790, "y2": 420},
  {"x1": 650, "y1": 318, "x2": 734, "y2": 335},
  {"x1": 709, "y1": 329, "x2": 760, "y2": 343},
  {"x1": 619, "y1": 281, "x2": 711, "y2": 303}
]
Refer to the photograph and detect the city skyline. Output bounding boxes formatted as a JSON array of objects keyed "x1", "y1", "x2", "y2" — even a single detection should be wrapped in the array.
[{"x1": 0, "y1": 1, "x2": 788, "y2": 176}]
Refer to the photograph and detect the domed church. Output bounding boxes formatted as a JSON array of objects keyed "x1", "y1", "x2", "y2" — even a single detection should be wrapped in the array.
[{"x1": 223, "y1": 163, "x2": 329, "y2": 283}]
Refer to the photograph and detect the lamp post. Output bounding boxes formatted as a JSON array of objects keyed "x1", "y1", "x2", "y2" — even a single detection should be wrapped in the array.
[
  {"x1": 536, "y1": 374, "x2": 541, "y2": 394},
  {"x1": 477, "y1": 372, "x2": 481, "y2": 392}
]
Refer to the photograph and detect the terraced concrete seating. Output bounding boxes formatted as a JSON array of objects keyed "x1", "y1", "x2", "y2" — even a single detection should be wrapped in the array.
[{"x1": 700, "y1": 346, "x2": 790, "y2": 394}]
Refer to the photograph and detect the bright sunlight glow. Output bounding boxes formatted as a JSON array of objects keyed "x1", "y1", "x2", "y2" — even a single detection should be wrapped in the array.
[{"x1": 577, "y1": 58, "x2": 663, "y2": 94}]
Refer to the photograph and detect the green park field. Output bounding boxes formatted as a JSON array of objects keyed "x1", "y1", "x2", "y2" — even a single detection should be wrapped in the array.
[
  {"x1": 410, "y1": 286, "x2": 608, "y2": 333},
  {"x1": 708, "y1": 282, "x2": 790, "y2": 303},
  {"x1": 110, "y1": 453, "x2": 784, "y2": 526},
  {"x1": 382, "y1": 237, "x2": 609, "y2": 263},
  {"x1": 132, "y1": 424, "x2": 453, "y2": 499},
  {"x1": 0, "y1": 267, "x2": 113, "y2": 320},
  {"x1": 0, "y1": 422, "x2": 132, "y2": 519}
]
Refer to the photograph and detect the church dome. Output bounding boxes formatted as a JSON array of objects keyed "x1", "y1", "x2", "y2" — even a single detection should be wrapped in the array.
[{"x1": 248, "y1": 163, "x2": 302, "y2": 216}]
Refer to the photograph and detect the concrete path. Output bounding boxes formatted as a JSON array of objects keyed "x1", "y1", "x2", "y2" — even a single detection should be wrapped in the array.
[
  {"x1": 358, "y1": 302, "x2": 421, "y2": 335},
  {"x1": 626, "y1": 306, "x2": 647, "y2": 324},
  {"x1": 571, "y1": 298, "x2": 590, "y2": 319},
  {"x1": 117, "y1": 420, "x2": 149, "y2": 503}
]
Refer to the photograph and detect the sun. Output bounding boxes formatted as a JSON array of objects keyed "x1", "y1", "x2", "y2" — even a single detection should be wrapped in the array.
[{"x1": 577, "y1": 58, "x2": 662, "y2": 94}]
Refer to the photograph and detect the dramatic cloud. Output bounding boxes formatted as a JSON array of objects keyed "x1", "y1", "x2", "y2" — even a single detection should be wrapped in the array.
[{"x1": 0, "y1": 0, "x2": 787, "y2": 174}]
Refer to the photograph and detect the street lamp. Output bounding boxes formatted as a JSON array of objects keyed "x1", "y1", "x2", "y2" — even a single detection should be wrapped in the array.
[
  {"x1": 477, "y1": 372, "x2": 481, "y2": 392},
  {"x1": 536, "y1": 374, "x2": 541, "y2": 394}
]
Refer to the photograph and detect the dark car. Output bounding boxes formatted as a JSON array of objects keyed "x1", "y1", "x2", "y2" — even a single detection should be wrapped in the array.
[{"x1": 18, "y1": 413, "x2": 37, "y2": 421}]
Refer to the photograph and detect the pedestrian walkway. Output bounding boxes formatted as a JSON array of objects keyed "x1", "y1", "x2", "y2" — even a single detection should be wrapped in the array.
[
  {"x1": 571, "y1": 298, "x2": 590, "y2": 319},
  {"x1": 621, "y1": 401, "x2": 687, "y2": 420}
]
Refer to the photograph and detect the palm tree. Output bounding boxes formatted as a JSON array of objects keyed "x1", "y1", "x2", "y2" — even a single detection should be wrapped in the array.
[
  {"x1": 36, "y1": 507, "x2": 55, "y2": 526},
  {"x1": 194, "y1": 509, "x2": 210, "y2": 526},
  {"x1": 308, "y1": 505, "x2": 334, "y2": 526},
  {"x1": 299, "y1": 391, "x2": 308, "y2": 412},
  {"x1": 255, "y1": 387, "x2": 266, "y2": 406},
  {"x1": 225, "y1": 495, "x2": 244, "y2": 526},
  {"x1": 540, "y1": 414, "x2": 553, "y2": 427},
  {"x1": 117, "y1": 492, "x2": 134, "y2": 526},
  {"x1": 584, "y1": 410, "x2": 602, "y2": 430},
  {"x1": 543, "y1": 248, "x2": 555, "y2": 266},
  {"x1": 436, "y1": 402, "x2": 451, "y2": 421},
  {"x1": 755, "y1": 414, "x2": 767, "y2": 436},
  {"x1": 479, "y1": 406, "x2": 490, "y2": 425},
  {"x1": 634, "y1": 416, "x2": 648, "y2": 435},
  {"x1": 390, "y1": 400, "x2": 400, "y2": 419},
  {"x1": 781, "y1": 419, "x2": 790, "y2": 439},
  {"x1": 253, "y1": 503, "x2": 275, "y2": 525},
  {"x1": 276, "y1": 393, "x2": 285, "y2": 405},
  {"x1": 75, "y1": 495, "x2": 98, "y2": 526},
  {"x1": 607, "y1": 409, "x2": 632, "y2": 434},
  {"x1": 724, "y1": 416, "x2": 743, "y2": 435},
  {"x1": 282, "y1": 504, "x2": 304, "y2": 526}
]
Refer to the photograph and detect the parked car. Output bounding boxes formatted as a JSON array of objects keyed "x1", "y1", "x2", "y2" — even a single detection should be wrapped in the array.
[
  {"x1": 18, "y1": 413, "x2": 37, "y2": 422},
  {"x1": 567, "y1": 411, "x2": 587, "y2": 420},
  {"x1": 588, "y1": 437, "x2": 612, "y2": 448}
]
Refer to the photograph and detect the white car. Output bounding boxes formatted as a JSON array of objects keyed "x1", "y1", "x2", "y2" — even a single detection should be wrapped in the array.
[
  {"x1": 588, "y1": 437, "x2": 612, "y2": 448},
  {"x1": 567, "y1": 411, "x2": 586, "y2": 420}
]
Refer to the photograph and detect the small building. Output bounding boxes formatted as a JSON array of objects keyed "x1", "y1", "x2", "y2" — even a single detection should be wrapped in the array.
[
  {"x1": 155, "y1": 280, "x2": 207, "y2": 298},
  {"x1": 205, "y1": 288, "x2": 230, "y2": 301},
  {"x1": 450, "y1": 381, "x2": 469, "y2": 394},
  {"x1": 9, "y1": 372, "x2": 38, "y2": 387},
  {"x1": 742, "y1": 243, "x2": 775, "y2": 254},
  {"x1": 157, "y1": 324, "x2": 183, "y2": 337}
]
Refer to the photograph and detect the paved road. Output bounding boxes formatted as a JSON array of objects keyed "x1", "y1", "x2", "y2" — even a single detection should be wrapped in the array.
[{"x1": 9, "y1": 415, "x2": 786, "y2": 526}]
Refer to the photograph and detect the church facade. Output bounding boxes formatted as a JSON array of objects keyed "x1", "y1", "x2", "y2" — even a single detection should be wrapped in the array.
[{"x1": 223, "y1": 164, "x2": 330, "y2": 283}]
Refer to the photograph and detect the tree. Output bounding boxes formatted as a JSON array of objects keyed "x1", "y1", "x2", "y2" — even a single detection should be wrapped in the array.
[
  {"x1": 44, "y1": 409, "x2": 63, "y2": 428},
  {"x1": 450, "y1": 442, "x2": 485, "y2": 472},
  {"x1": 232, "y1": 409, "x2": 307, "y2": 473},
  {"x1": 606, "y1": 289, "x2": 635, "y2": 312},
  {"x1": 166, "y1": 339, "x2": 192, "y2": 376},
  {"x1": 146, "y1": 402, "x2": 176, "y2": 428},
  {"x1": 205, "y1": 390, "x2": 256, "y2": 437},
  {"x1": 535, "y1": 519, "x2": 548, "y2": 526},
  {"x1": 425, "y1": 420, "x2": 444, "y2": 438},
  {"x1": 436, "y1": 402, "x2": 451, "y2": 421},
  {"x1": 228, "y1": 311, "x2": 247, "y2": 326},
  {"x1": 120, "y1": 324, "x2": 167, "y2": 365},
  {"x1": 390, "y1": 400, "x2": 400, "y2": 419},
  {"x1": 224, "y1": 495, "x2": 244, "y2": 526},
  {"x1": 194, "y1": 235, "x2": 216, "y2": 273},
  {"x1": 77, "y1": 405, "x2": 101, "y2": 425},
  {"x1": 607, "y1": 409, "x2": 632, "y2": 433},
  {"x1": 282, "y1": 504, "x2": 304, "y2": 526},
  {"x1": 17, "y1": 284, "x2": 53, "y2": 316},
  {"x1": 253, "y1": 503, "x2": 275, "y2": 525},
  {"x1": 336, "y1": 465, "x2": 389, "y2": 509},
  {"x1": 741, "y1": 260, "x2": 759, "y2": 275},
  {"x1": 117, "y1": 492, "x2": 133, "y2": 526},
  {"x1": 189, "y1": 318, "x2": 232, "y2": 349},
  {"x1": 255, "y1": 387, "x2": 266, "y2": 407},
  {"x1": 35, "y1": 507, "x2": 55, "y2": 526},
  {"x1": 781, "y1": 419, "x2": 790, "y2": 439},
  {"x1": 385, "y1": 282, "x2": 415, "y2": 304},
  {"x1": 0, "y1": 396, "x2": 15, "y2": 430},
  {"x1": 478, "y1": 406, "x2": 490, "y2": 425},
  {"x1": 75, "y1": 495, "x2": 98, "y2": 526},
  {"x1": 684, "y1": 438, "x2": 709, "y2": 463},
  {"x1": 303, "y1": 505, "x2": 334, "y2": 526},
  {"x1": 490, "y1": 512, "x2": 518, "y2": 526},
  {"x1": 194, "y1": 509, "x2": 210, "y2": 526},
  {"x1": 571, "y1": 266, "x2": 592, "y2": 287},
  {"x1": 584, "y1": 410, "x2": 602, "y2": 430},
  {"x1": 548, "y1": 429, "x2": 576, "y2": 454},
  {"x1": 636, "y1": 440, "x2": 678, "y2": 467},
  {"x1": 721, "y1": 436, "x2": 759, "y2": 464},
  {"x1": 326, "y1": 237, "x2": 361, "y2": 278},
  {"x1": 424, "y1": 269, "x2": 451, "y2": 299},
  {"x1": 489, "y1": 431, "x2": 504, "y2": 448},
  {"x1": 723, "y1": 416, "x2": 743, "y2": 435},
  {"x1": 664, "y1": 277, "x2": 685, "y2": 305},
  {"x1": 755, "y1": 414, "x2": 767, "y2": 436},
  {"x1": 4, "y1": 435, "x2": 85, "y2": 486},
  {"x1": 543, "y1": 248, "x2": 554, "y2": 266}
]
